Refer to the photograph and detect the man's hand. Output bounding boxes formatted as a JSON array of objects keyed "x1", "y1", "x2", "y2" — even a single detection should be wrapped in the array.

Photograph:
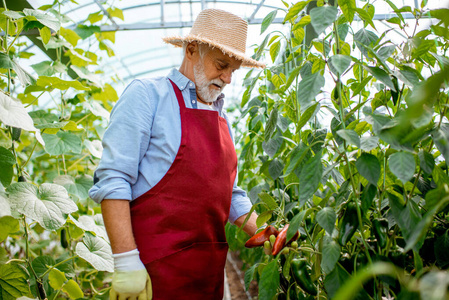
[{"x1": 110, "y1": 249, "x2": 152, "y2": 300}]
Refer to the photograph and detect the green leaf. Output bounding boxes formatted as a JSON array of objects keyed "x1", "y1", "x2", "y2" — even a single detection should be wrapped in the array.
[
  {"x1": 364, "y1": 66, "x2": 396, "y2": 91},
  {"x1": 32, "y1": 256, "x2": 56, "y2": 277},
  {"x1": 284, "y1": 142, "x2": 311, "y2": 176},
  {"x1": 0, "y1": 216, "x2": 19, "y2": 243},
  {"x1": 298, "y1": 152, "x2": 323, "y2": 206},
  {"x1": 310, "y1": 6, "x2": 338, "y2": 35},
  {"x1": 419, "y1": 271, "x2": 449, "y2": 300},
  {"x1": 107, "y1": 7, "x2": 124, "y2": 21},
  {"x1": 0, "y1": 52, "x2": 14, "y2": 69},
  {"x1": 0, "y1": 93, "x2": 37, "y2": 132},
  {"x1": 388, "y1": 192, "x2": 421, "y2": 241},
  {"x1": 316, "y1": 207, "x2": 336, "y2": 235},
  {"x1": 0, "y1": 147, "x2": 15, "y2": 187},
  {"x1": 23, "y1": 8, "x2": 60, "y2": 31},
  {"x1": 60, "y1": 27, "x2": 81, "y2": 47},
  {"x1": 432, "y1": 127, "x2": 449, "y2": 165},
  {"x1": 354, "y1": 7, "x2": 376, "y2": 29},
  {"x1": 354, "y1": 28, "x2": 378, "y2": 58},
  {"x1": 418, "y1": 150, "x2": 435, "y2": 175},
  {"x1": 298, "y1": 102, "x2": 320, "y2": 130},
  {"x1": 36, "y1": 76, "x2": 90, "y2": 91},
  {"x1": 404, "y1": 195, "x2": 449, "y2": 252},
  {"x1": 388, "y1": 152, "x2": 415, "y2": 184},
  {"x1": 269, "y1": 41, "x2": 281, "y2": 63},
  {"x1": 53, "y1": 175, "x2": 93, "y2": 200},
  {"x1": 0, "y1": 263, "x2": 32, "y2": 299},
  {"x1": 268, "y1": 158, "x2": 284, "y2": 180},
  {"x1": 74, "y1": 24, "x2": 101, "y2": 39},
  {"x1": 261, "y1": 10, "x2": 277, "y2": 34},
  {"x1": 0, "y1": 192, "x2": 11, "y2": 218},
  {"x1": 336, "y1": 129, "x2": 360, "y2": 148},
  {"x1": 76, "y1": 233, "x2": 113, "y2": 272},
  {"x1": 265, "y1": 108, "x2": 278, "y2": 141},
  {"x1": 49, "y1": 269, "x2": 67, "y2": 290},
  {"x1": 42, "y1": 131, "x2": 82, "y2": 156},
  {"x1": 361, "y1": 184, "x2": 377, "y2": 214},
  {"x1": 244, "y1": 263, "x2": 258, "y2": 291},
  {"x1": 297, "y1": 73, "x2": 325, "y2": 111},
  {"x1": 338, "y1": 0, "x2": 356, "y2": 23},
  {"x1": 39, "y1": 26, "x2": 51, "y2": 44},
  {"x1": 259, "y1": 260, "x2": 279, "y2": 300},
  {"x1": 324, "y1": 264, "x2": 350, "y2": 298},
  {"x1": 87, "y1": 11, "x2": 103, "y2": 24},
  {"x1": 360, "y1": 136, "x2": 379, "y2": 151},
  {"x1": 69, "y1": 215, "x2": 108, "y2": 240},
  {"x1": 7, "y1": 182, "x2": 77, "y2": 230},
  {"x1": 355, "y1": 153, "x2": 380, "y2": 185},
  {"x1": 258, "y1": 192, "x2": 279, "y2": 210},
  {"x1": 287, "y1": 210, "x2": 306, "y2": 242},
  {"x1": 284, "y1": 0, "x2": 310, "y2": 23},
  {"x1": 329, "y1": 55, "x2": 352, "y2": 76},
  {"x1": 321, "y1": 236, "x2": 340, "y2": 274},
  {"x1": 62, "y1": 279, "x2": 84, "y2": 299},
  {"x1": 257, "y1": 211, "x2": 273, "y2": 228},
  {"x1": 31, "y1": 61, "x2": 67, "y2": 76}
]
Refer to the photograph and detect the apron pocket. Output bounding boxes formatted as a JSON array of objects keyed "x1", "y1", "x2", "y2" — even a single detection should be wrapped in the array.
[{"x1": 144, "y1": 242, "x2": 228, "y2": 300}]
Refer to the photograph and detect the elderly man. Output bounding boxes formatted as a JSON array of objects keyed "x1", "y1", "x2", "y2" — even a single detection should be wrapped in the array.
[{"x1": 89, "y1": 8, "x2": 264, "y2": 300}]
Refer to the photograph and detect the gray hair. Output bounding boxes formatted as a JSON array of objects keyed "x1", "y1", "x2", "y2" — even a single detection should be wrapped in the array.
[{"x1": 182, "y1": 42, "x2": 210, "y2": 59}]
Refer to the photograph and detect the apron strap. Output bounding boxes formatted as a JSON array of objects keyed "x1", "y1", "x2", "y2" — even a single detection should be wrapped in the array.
[{"x1": 169, "y1": 79, "x2": 186, "y2": 110}]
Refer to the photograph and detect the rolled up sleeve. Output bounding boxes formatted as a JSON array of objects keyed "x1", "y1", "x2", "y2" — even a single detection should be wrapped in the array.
[{"x1": 89, "y1": 80, "x2": 154, "y2": 203}]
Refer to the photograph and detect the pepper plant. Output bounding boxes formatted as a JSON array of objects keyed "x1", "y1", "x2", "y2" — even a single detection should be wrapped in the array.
[
  {"x1": 228, "y1": 0, "x2": 449, "y2": 299},
  {"x1": 0, "y1": 1, "x2": 123, "y2": 299}
]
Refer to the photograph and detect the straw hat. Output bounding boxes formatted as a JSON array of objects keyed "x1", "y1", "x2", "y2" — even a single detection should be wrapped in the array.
[{"x1": 163, "y1": 8, "x2": 265, "y2": 68}]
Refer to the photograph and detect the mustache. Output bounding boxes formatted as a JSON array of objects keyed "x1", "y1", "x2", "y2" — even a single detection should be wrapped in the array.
[{"x1": 210, "y1": 79, "x2": 226, "y2": 89}]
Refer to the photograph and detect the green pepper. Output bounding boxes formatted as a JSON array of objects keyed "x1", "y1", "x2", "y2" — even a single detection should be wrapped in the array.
[
  {"x1": 290, "y1": 259, "x2": 317, "y2": 296},
  {"x1": 338, "y1": 202, "x2": 358, "y2": 246},
  {"x1": 11, "y1": 127, "x2": 21, "y2": 141},
  {"x1": 372, "y1": 218, "x2": 388, "y2": 248}
]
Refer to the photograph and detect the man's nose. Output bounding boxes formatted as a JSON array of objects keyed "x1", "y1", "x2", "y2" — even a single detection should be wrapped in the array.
[{"x1": 220, "y1": 70, "x2": 232, "y2": 84}]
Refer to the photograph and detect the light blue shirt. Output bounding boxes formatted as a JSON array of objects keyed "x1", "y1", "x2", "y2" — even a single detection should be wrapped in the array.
[{"x1": 88, "y1": 68, "x2": 252, "y2": 223}]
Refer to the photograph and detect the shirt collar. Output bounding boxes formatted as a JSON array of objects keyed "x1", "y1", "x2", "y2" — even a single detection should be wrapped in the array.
[{"x1": 167, "y1": 68, "x2": 226, "y2": 110}]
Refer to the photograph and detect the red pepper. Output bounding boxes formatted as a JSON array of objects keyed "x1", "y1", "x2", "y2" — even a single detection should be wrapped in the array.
[
  {"x1": 245, "y1": 225, "x2": 279, "y2": 248},
  {"x1": 272, "y1": 224, "x2": 299, "y2": 255}
]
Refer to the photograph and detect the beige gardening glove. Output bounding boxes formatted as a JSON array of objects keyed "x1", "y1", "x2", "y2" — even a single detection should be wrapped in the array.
[{"x1": 110, "y1": 249, "x2": 152, "y2": 300}]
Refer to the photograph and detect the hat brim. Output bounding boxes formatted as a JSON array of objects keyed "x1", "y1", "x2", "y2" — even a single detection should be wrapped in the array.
[{"x1": 163, "y1": 35, "x2": 266, "y2": 69}]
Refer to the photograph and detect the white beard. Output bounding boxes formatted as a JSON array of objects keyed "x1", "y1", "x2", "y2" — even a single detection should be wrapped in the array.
[{"x1": 193, "y1": 62, "x2": 226, "y2": 103}]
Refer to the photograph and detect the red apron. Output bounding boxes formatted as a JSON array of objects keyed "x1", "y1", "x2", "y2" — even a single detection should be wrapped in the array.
[{"x1": 130, "y1": 79, "x2": 237, "y2": 299}]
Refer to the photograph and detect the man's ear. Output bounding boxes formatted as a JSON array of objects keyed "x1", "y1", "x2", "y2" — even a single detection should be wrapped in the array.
[{"x1": 185, "y1": 42, "x2": 198, "y2": 61}]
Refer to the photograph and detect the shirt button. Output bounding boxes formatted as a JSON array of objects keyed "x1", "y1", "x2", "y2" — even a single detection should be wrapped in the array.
[
  {"x1": 180, "y1": 86, "x2": 184, "y2": 89},
  {"x1": 189, "y1": 83, "x2": 193, "y2": 87},
  {"x1": 192, "y1": 100, "x2": 196, "y2": 103}
]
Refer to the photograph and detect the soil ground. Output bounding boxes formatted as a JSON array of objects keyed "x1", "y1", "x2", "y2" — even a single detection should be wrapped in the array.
[{"x1": 225, "y1": 252, "x2": 258, "y2": 300}]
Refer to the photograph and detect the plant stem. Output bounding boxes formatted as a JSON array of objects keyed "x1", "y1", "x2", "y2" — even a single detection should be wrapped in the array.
[{"x1": 39, "y1": 255, "x2": 78, "y2": 279}]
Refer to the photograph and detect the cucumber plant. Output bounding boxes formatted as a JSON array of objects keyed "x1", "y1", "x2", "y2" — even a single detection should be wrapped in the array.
[{"x1": 0, "y1": 1, "x2": 124, "y2": 299}]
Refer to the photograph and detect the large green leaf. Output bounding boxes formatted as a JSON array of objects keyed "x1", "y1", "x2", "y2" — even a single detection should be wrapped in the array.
[
  {"x1": 435, "y1": 230, "x2": 449, "y2": 268},
  {"x1": 287, "y1": 210, "x2": 306, "y2": 242},
  {"x1": 7, "y1": 182, "x2": 77, "y2": 230},
  {"x1": 298, "y1": 152, "x2": 323, "y2": 206},
  {"x1": 53, "y1": 175, "x2": 93, "y2": 200},
  {"x1": 258, "y1": 192, "x2": 278, "y2": 210},
  {"x1": 419, "y1": 271, "x2": 449, "y2": 300},
  {"x1": 310, "y1": 6, "x2": 338, "y2": 35},
  {"x1": 316, "y1": 207, "x2": 336, "y2": 235},
  {"x1": 388, "y1": 192, "x2": 422, "y2": 242},
  {"x1": 0, "y1": 53, "x2": 13, "y2": 69},
  {"x1": 23, "y1": 8, "x2": 60, "y2": 31},
  {"x1": 297, "y1": 73, "x2": 325, "y2": 111},
  {"x1": 49, "y1": 269, "x2": 66, "y2": 290},
  {"x1": 62, "y1": 279, "x2": 84, "y2": 299},
  {"x1": 298, "y1": 102, "x2": 320, "y2": 130},
  {"x1": 355, "y1": 153, "x2": 380, "y2": 185},
  {"x1": 329, "y1": 55, "x2": 352, "y2": 76},
  {"x1": 0, "y1": 264, "x2": 32, "y2": 300},
  {"x1": 36, "y1": 76, "x2": 90, "y2": 91},
  {"x1": 42, "y1": 131, "x2": 82, "y2": 156},
  {"x1": 418, "y1": 150, "x2": 435, "y2": 175},
  {"x1": 0, "y1": 216, "x2": 19, "y2": 243},
  {"x1": 75, "y1": 233, "x2": 113, "y2": 272},
  {"x1": 268, "y1": 158, "x2": 284, "y2": 180},
  {"x1": 0, "y1": 93, "x2": 37, "y2": 131},
  {"x1": 259, "y1": 259, "x2": 279, "y2": 300},
  {"x1": 354, "y1": 28, "x2": 378, "y2": 58},
  {"x1": 388, "y1": 152, "x2": 415, "y2": 184},
  {"x1": 321, "y1": 236, "x2": 340, "y2": 274},
  {"x1": 69, "y1": 215, "x2": 108, "y2": 240},
  {"x1": 337, "y1": 129, "x2": 360, "y2": 148}
]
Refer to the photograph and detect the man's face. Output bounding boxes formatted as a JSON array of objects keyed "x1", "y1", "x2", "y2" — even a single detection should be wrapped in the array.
[{"x1": 193, "y1": 46, "x2": 242, "y2": 103}]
